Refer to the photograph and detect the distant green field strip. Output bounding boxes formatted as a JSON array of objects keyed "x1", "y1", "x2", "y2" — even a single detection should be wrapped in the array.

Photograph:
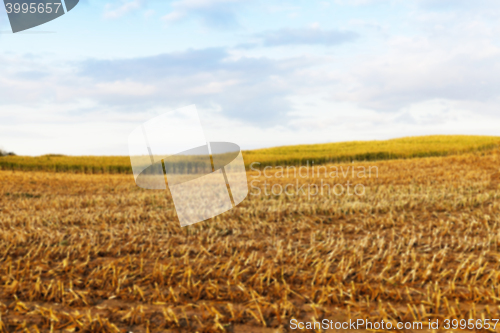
[
  {"x1": 1, "y1": 135, "x2": 499, "y2": 173},
  {"x1": 246, "y1": 135, "x2": 500, "y2": 168}
]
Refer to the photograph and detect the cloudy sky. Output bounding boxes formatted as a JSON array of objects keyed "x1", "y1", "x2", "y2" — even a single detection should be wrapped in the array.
[{"x1": 1, "y1": 0, "x2": 500, "y2": 155}]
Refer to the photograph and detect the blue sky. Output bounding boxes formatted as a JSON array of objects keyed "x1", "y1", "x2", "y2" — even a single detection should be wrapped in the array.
[{"x1": 1, "y1": 0, "x2": 500, "y2": 155}]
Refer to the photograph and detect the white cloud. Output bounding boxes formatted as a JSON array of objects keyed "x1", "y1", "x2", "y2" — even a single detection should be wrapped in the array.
[
  {"x1": 161, "y1": 11, "x2": 186, "y2": 23},
  {"x1": 104, "y1": 0, "x2": 145, "y2": 19},
  {"x1": 95, "y1": 80, "x2": 157, "y2": 96},
  {"x1": 161, "y1": 0, "x2": 250, "y2": 28},
  {"x1": 171, "y1": 0, "x2": 246, "y2": 9}
]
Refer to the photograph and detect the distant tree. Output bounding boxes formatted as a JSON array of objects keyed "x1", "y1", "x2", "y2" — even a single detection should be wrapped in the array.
[{"x1": 0, "y1": 147, "x2": 15, "y2": 156}]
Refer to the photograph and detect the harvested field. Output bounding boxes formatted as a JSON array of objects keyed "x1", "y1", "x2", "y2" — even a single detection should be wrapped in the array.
[{"x1": 1, "y1": 149, "x2": 500, "y2": 332}]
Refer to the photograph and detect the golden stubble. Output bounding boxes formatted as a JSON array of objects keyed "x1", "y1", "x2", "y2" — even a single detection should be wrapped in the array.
[{"x1": 0, "y1": 150, "x2": 500, "y2": 332}]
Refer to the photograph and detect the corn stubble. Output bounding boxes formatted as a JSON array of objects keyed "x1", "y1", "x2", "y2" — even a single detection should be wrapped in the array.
[{"x1": 1, "y1": 150, "x2": 500, "y2": 332}]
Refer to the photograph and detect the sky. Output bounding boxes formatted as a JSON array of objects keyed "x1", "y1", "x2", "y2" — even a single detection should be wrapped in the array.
[{"x1": 1, "y1": 0, "x2": 500, "y2": 155}]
